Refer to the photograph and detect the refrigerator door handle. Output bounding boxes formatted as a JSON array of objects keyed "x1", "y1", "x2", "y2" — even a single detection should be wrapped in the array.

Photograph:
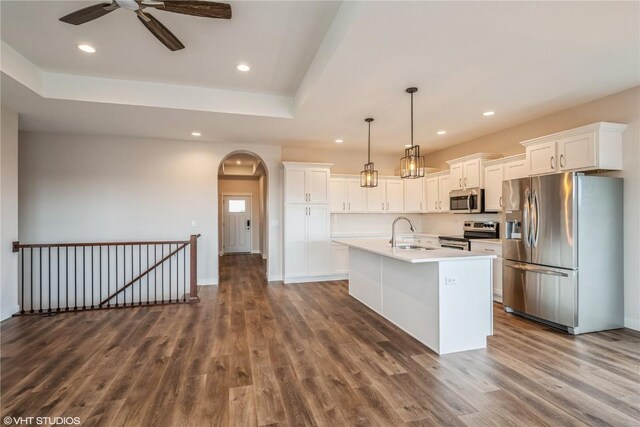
[
  {"x1": 505, "y1": 262, "x2": 569, "y2": 277},
  {"x1": 523, "y1": 190, "x2": 531, "y2": 247},
  {"x1": 532, "y1": 190, "x2": 540, "y2": 248}
]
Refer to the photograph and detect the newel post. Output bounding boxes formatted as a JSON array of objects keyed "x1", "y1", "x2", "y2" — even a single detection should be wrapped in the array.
[{"x1": 188, "y1": 234, "x2": 200, "y2": 303}]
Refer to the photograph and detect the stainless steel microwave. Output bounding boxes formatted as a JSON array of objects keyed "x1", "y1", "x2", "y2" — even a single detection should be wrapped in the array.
[{"x1": 449, "y1": 188, "x2": 484, "y2": 213}]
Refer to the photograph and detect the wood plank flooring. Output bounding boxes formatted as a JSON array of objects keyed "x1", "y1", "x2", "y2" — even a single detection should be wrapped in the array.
[{"x1": 1, "y1": 254, "x2": 639, "y2": 426}]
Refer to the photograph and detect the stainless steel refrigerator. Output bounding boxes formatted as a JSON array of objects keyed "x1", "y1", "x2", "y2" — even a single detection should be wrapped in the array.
[{"x1": 502, "y1": 172, "x2": 623, "y2": 334}]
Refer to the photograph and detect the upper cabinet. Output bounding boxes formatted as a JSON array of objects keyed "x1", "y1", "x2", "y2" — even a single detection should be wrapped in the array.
[
  {"x1": 521, "y1": 122, "x2": 627, "y2": 176},
  {"x1": 365, "y1": 178, "x2": 403, "y2": 213},
  {"x1": 330, "y1": 175, "x2": 366, "y2": 213},
  {"x1": 283, "y1": 162, "x2": 332, "y2": 204},
  {"x1": 447, "y1": 153, "x2": 501, "y2": 190},
  {"x1": 483, "y1": 154, "x2": 527, "y2": 212},
  {"x1": 403, "y1": 177, "x2": 425, "y2": 213},
  {"x1": 425, "y1": 172, "x2": 450, "y2": 213}
]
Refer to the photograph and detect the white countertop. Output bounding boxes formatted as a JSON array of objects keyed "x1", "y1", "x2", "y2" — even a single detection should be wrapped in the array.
[{"x1": 333, "y1": 238, "x2": 496, "y2": 263}]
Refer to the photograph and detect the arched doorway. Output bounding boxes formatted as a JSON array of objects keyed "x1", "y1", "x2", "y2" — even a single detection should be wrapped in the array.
[{"x1": 217, "y1": 151, "x2": 269, "y2": 278}]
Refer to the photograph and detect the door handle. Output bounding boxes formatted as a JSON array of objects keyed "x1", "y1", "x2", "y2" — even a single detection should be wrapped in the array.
[
  {"x1": 343, "y1": 202, "x2": 345, "y2": 211},
  {"x1": 439, "y1": 200, "x2": 442, "y2": 209},
  {"x1": 505, "y1": 262, "x2": 569, "y2": 277},
  {"x1": 560, "y1": 154, "x2": 565, "y2": 168},
  {"x1": 523, "y1": 190, "x2": 531, "y2": 247},
  {"x1": 467, "y1": 195, "x2": 472, "y2": 212},
  {"x1": 420, "y1": 201, "x2": 422, "y2": 210},
  {"x1": 499, "y1": 196, "x2": 503, "y2": 207},
  {"x1": 550, "y1": 156, "x2": 555, "y2": 170},
  {"x1": 246, "y1": 220, "x2": 251, "y2": 228},
  {"x1": 464, "y1": 177, "x2": 467, "y2": 187},
  {"x1": 532, "y1": 191, "x2": 540, "y2": 248},
  {"x1": 459, "y1": 178, "x2": 462, "y2": 188},
  {"x1": 435, "y1": 201, "x2": 437, "y2": 210},
  {"x1": 382, "y1": 202, "x2": 384, "y2": 211},
  {"x1": 348, "y1": 202, "x2": 351, "y2": 211}
]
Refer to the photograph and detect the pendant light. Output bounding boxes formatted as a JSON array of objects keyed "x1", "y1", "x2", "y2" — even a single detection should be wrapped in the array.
[
  {"x1": 360, "y1": 118, "x2": 378, "y2": 188},
  {"x1": 400, "y1": 87, "x2": 425, "y2": 179}
]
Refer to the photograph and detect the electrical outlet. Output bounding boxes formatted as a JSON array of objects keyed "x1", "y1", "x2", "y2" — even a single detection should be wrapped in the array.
[{"x1": 445, "y1": 277, "x2": 456, "y2": 286}]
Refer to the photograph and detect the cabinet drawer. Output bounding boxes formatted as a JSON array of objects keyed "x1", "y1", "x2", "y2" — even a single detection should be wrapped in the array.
[{"x1": 471, "y1": 241, "x2": 502, "y2": 256}]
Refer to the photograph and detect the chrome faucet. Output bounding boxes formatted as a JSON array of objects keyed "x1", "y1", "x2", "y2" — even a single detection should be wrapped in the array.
[{"x1": 390, "y1": 216, "x2": 416, "y2": 248}]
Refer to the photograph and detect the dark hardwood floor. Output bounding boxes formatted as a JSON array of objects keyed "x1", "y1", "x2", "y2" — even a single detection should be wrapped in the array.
[{"x1": 1, "y1": 254, "x2": 639, "y2": 426}]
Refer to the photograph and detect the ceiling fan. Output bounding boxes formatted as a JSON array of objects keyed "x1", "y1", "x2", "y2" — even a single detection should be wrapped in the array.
[{"x1": 59, "y1": 0, "x2": 232, "y2": 51}]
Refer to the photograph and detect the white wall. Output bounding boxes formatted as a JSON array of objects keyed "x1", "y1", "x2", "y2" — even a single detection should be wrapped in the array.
[
  {"x1": 1, "y1": 107, "x2": 20, "y2": 320},
  {"x1": 18, "y1": 132, "x2": 283, "y2": 284},
  {"x1": 218, "y1": 178, "x2": 263, "y2": 254}
]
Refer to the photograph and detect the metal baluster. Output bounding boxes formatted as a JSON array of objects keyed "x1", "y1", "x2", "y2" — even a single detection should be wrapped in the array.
[
  {"x1": 82, "y1": 246, "x2": 86, "y2": 310},
  {"x1": 130, "y1": 244, "x2": 133, "y2": 307},
  {"x1": 107, "y1": 246, "x2": 110, "y2": 308},
  {"x1": 175, "y1": 244, "x2": 179, "y2": 303},
  {"x1": 147, "y1": 245, "x2": 150, "y2": 305},
  {"x1": 20, "y1": 249, "x2": 24, "y2": 314},
  {"x1": 39, "y1": 247, "x2": 43, "y2": 313},
  {"x1": 30, "y1": 248, "x2": 34, "y2": 313},
  {"x1": 74, "y1": 246, "x2": 78, "y2": 310},
  {"x1": 139, "y1": 245, "x2": 142, "y2": 306},
  {"x1": 91, "y1": 246, "x2": 94, "y2": 309},
  {"x1": 161, "y1": 244, "x2": 165, "y2": 303},
  {"x1": 183, "y1": 245, "x2": 186, "y2": 302},
  {"x1": 169, "y1": 244, "x2": 172, "y2": 303},
  {"x1": 154, "y1": 245, "x2": 158, "y2": 304},
  {"x1": 115, "y1": 245, "x2": 118, "y2": 307},
  {"x1": 66, "y1": 246, "x2": 69, "y2": 311},
  {"x1": 48, "y1": 247, "x2": 51, "y2": 313},
  {"x1": 99, "y1": 246, "x2": 102, "y2": 308},
  {"x1": 57, "y1": 247, "x2": 60, "y2": 312}
]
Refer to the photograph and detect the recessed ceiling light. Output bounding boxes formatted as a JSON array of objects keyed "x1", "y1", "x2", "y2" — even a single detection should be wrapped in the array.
[
  {"x1": 437, "y1": 130, "x2": 447, "y2": 135},
  {"x1": 335, "y1": 139, "x2": 344, "y2": 144},
  {"x1": 191, "y1": 131, "x2": 201, "y2": 137},
  {"x1": 236, "y1": 160, "x2": 241, "y2": 165},
  {"x1": 77, "y1": 44, "x2": 96, "y2": 54},
  {"x1": 483, "y1": 111, "x2": 495, "y2": 117},
  {"x1": 236, "y1": 64, "x2": 250, "y2": 72}
]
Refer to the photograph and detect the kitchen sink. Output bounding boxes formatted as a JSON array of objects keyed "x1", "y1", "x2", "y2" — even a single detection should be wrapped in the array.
[{"x1": 394, "y1": 244, "x2": 435, "y2": 251}]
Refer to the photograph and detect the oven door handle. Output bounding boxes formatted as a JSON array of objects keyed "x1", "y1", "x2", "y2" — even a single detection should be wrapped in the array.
[{"x1": 467, "y1": 194, "x2": 472, "y2": 212}]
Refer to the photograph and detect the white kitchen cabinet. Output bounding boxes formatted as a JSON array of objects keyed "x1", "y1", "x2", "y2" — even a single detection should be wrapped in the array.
[
  {"x1": 283, "y1": 162, "x2": 331, "y2": 204},
  {"x1": 366, "y1": 178, "x2": 403, "y2": 213},
  {"x1": 284, "y1": 162, "x2": 332, "y2": 283},
  {"x1": 403, "y1": 178, "x2": 425, "y2": 213},
  {"x1": 471, "y1": 241, "x2": 503, "y2": 302},
  {"x1": 483, "y1": 154, "x2": 528, "y2": 212},
  {"x1": 329, "y1": 177, "x2": 347, "y2": 213},
  {"x1": 484, "y1": 164, "x2": 504, "y2": 212},
  {"x1": 425, "y1": 172, "x2": 450, "y2": 213},
  {"x1": 521, "y1": 122, "x2": 626, "y2": 176},
  {"x1": 346, "y1": 178, "x2": 367, "y2": 213},
  {"x1": 284, "y1": 204, "x2": 331, "y2": 282},
  {"x1": 331, "y1": 243, "x2": 349, "y2": 277},
  {"x1": 448, "y1": 153, "x2": 500, "y2": 190}
]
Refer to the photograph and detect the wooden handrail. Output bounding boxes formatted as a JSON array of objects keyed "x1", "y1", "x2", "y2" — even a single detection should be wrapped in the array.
[
  {"x1": 13, "y1": 239, "x2": 190, "y2": 251},
  {"x1": 99, "y1": 242, "x2": 189, "y2": 306}
]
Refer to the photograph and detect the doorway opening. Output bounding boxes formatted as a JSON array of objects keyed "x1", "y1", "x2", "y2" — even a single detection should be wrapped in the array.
[{"x1": 218, "y1": 152, "x2": 268, "y2": 272}]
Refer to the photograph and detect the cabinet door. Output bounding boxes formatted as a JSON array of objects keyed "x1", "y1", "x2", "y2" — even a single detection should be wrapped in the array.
[
  {"x1": 329, "y1": 178, "x2": 347, "y2": 213},
  {"x1": 449, "y1": 162, "x2": 464, "y2": 190},
  {"x1": 463, "y1": 159, "x2": 481, "y2": 188},
  {"x1": 331, "y1": 244, "x2": 349, "y2": 275},
  {"x1": 493, "y1": 257, "x2": 503, "y2": 302},
  {"x1": 366, "y1": 183, "x2": 386, "y2": 213},
  {"x1": 504, "y1": 160, "x2": 528, "y2": 180},
  {"x1": 285, "y1": 169, "x2": 307, "y2": 204},
  {"x1": 558, "y1": 132, "x2": 596, "y2": 171},
  {"x1": 484, "y1": 164, "x2": 504, "y2": 212},
  {"x1": 284, "y1": 205, "x2": 308, "y2": 278},
  {"x1": 403, "y1": 178, "x2": 424, "y2": 212},
  {"x1": 438, "y1": 175, "x2": 451, "y2": 212},
  {"x1": 307, "y1": 205, "x2": 331, "y2": 276},
  {"x1": 385, "y1": 179, "x2": 404, "y2": 213},
  {"x1": 346, "y1": 178, "x2": 367, "y2": 213},
  {"x1": 526, "y1": 141, "x2": 557, "y2": 175},
  {"x1": 308, "y1": 169, "x2": 330, "y2": 203},
  {"x1": 425, "y1": 177, "x2": 439, "y2": 213}
]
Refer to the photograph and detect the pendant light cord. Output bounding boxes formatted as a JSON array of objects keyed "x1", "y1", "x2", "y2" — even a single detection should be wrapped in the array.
[
  {"x1": 410, "y1": 91, "x2": 414, "y2": 148},
  {"x1": 368, "y1": 120, "x2": 371, "y2": 163}
]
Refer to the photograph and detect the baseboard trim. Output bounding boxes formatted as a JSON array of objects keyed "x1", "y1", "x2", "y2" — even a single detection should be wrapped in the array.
[
  {"x1": 198, "y1": 277, "x2": 219, "y2": 286},
  {"x1": 251, "y1": 250, "x2": 261, "y2": 254},
  {"x1": 624, "y1": 316, "x2": 640, "y2": 331},
  {"x1": 284, "y1": 275, "x2": 345, "y2": 284},
  {"x1": 267, "y1": 274, "x2": 283, "y2": 282},
  {"x1": 1, "y1": 305, "x2": 20, "y2": 322}
]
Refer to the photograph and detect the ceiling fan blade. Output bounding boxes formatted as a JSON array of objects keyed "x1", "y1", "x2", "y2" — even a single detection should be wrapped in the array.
[
  {"x1": 151, "y1": 1, "x2": 231, "y2": 19},
  {"x1": 137, "y1": 12, "x2": 185, "y2": 51},
  {"x1": 59, "y1": 3, "x2": 117, "y2": 25}
]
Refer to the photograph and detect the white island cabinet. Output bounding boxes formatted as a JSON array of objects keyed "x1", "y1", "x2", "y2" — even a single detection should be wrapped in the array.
[{"x1": 334, "y1": 239, "x2": 495, "y2": 355}]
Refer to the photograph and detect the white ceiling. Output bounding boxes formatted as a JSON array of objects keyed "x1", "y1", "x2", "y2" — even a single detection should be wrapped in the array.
[{"x1": 1, "y1": 1, "x2": 639, "y2": 154}]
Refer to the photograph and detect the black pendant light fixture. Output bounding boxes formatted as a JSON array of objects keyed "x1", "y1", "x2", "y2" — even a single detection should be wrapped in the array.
[
  {"x1": 400, "y1": 87, "x2": 425, "y2": 179},
  {"x1": 360, "y1": 118, "x2": 378, "y2": 188}
]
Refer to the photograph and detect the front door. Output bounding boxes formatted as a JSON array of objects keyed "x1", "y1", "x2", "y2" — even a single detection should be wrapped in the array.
[{"x1": 223, "y1": 195, "x2": 251, "y2": 253}]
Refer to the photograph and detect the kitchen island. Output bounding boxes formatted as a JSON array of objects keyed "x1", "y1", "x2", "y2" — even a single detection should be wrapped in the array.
[{"x1": 333, "y1": 239, "x2": 496, "y2": 355}]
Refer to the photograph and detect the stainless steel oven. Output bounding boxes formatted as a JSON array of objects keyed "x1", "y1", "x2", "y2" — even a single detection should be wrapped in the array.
[
  {"x1": 439, "y1": 221, "x2": 498, "y2": 251},
  {"x1": 449, "y1": 188, "x2": 484, "y2": 213}
]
